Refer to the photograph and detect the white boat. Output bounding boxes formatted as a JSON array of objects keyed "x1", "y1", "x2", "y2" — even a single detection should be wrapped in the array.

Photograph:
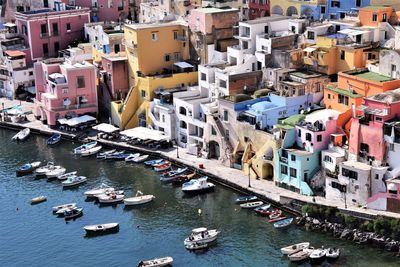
[
  {"x1": 125, "y1": 153, "x2": 140, "y2": 162},
  {"x1": 240, "y1": 201, "x2": 264, "y2": 209},
  {"x1": 281, "y1": 242, "x2": 310, "y2": 255},
  {"x1": 288, "y1": 248, "x2": 314, "y2": 262},
  {"x1": 97, "y1": 149, "x2": 116, "y2": 159},
  {"x1": 98, "y1": 193, "x2": 124, "y2": 204},
  {"x1": 57, "y1": 171, "x2": 77, "y2": 181},
  {"x1": 31, "y1": 196, "x2": 46, "y2": 204},
  {"x1": 132, "y1": 154, "x2": 149, "y2": 163},
  {"x1": 81, "y1": 145, "x2": 102, "y2": 157},
  {"x1": 95, "y1": 190, "x2": 124, "y2": 199},
  {"x1": 34, "y1": 162, "x2": 55, "y2": 176},
  {"x1": 326, "y1": 247, "x2": 340, "y2": 259},
  {"x1": 309, "y1": 247, "x2": 327, "y2": 260},
  {"x1": 84, "y1": 223, "x2": 119, "y2": 234},
  {"x1": 184, "y1": 227, "x2": 220, "y2": 246},
  {"x1": 124, "y1": 191, "x2": 155, "y2": 206},
  {"x1": 182, "y1": 177, "x2": 215, "y2": 194},
  {"x1": 137, "y1": 257, "x2": 173, "y2": 267},
  {"x1": 62, "y1": 175, "x2": 87, "y2": 187},
  {"x1": 73, "y1": 141, "x2": 97, "y2": 155},
  {"x1": 12, "y1": 128, "x2": 30, "y2": 141},
  {"x1": 45, "y1": 166, "x2": 66, "y2": 179},
  {"x1": 185, "y1": 242, "x2": 208, "y2": 250},
  {"x1": 84, "y1": 183, "x2": 115, "y2": 198},
  {"x1": 52, "y1": 203, "x2": 77, "y2": 213}
]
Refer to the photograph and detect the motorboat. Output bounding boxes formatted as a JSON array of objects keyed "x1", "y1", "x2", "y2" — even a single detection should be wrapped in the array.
[
  {"x1": 240, "y1": 201, "x2": 264, "y2": 209},
  {"x1": 273, "y1": 217, "x2": 293, "y2": 228},
  {"x1": 12, "y1": 128, "x2": 30, "y2": 142},
  {"x1": 288, "y1": 248, "x2": 314, "y2": 262},
  {"x1": 16, "y1": 161, "x2": 41, "y2": 176},
  {"x1": 160, "y1": 167, "x2": 188, "y2": 182},
  {"x1": 309, "y1": 247, "x2": 327, "y2": 260},
  {"x1": 98, "y1": 193, "x2": 124, "y2": 204},
  {"x1": 124, "y1": 191, "x2": 155, "y2": 206},
  {"x1": 105, "y1": 151, "x2": 130, "y2": 160},
  {"x1": 144, "y1": 159, "x2": 164, "y2": 166},
  {"x1": 254, "y1": 204, "x2": 272, "y2": 215},
  {"x1": 235, "y1": 195, "x2": 258, "y2": 204},
  {"x1": 57, "y1": 171, "x2": 77, "y2": 181},
  {"x1": 84, "y1": 223, "x2": 119, "y2": 235},
  {"x1": 81, "y1": 146, "x2": 102, "y2": 157},
  {"x1": 132, "y1": 154, "x2": 149, "y2": 163},
  {"x1": 84, "y1": 183, "x2": 114, "y2": 198},
  {"x1": 62, "y1": 175, "x2": 87, "y2": 187},
  {"x1": 281, "y1": 242, "x2": 310, "y2": 255},
  {"x1": 137, "y1": 257, "x2": 173, "y2": 267},
  {"x1": 94, "y1": 189, "x2": 124, "y2": 199},
  {"x1": 52, "y1": 203, "x2": 77, "y2": 213},
  {"x1": 96, "y1": 149, "x2": 116, "y2": 160},
  {"x1": 326, "y1": 247, "x2": 340, "y2": 259},
  {"x1": 45, "y1": 166, "x2": 66, "y2": 179},
  {"x1": 31, "y1": 196, "x2": 46, "y2": 204},
  {"x1": 154, "y1": 162, "x2": 171, "y2": 172},
  {"x1": 269, "y1": 210, "x2": 283, "y2": 220},
  {"x1": 268, "y1": 216, "x2": 287, "y2": 223},
  {"x1": 182, "y1": 177, "x2": 215, "y2": 194},
  {"x1": 47, "y1": 133, "x2": 61, "y2": 146},
  {"x1": 184, "y1": 227, "x2": 220, "y2": 246},
  {"x1": 34, "y1": 162, "x2": 55, "y2": 177},
  {"x1": 64, "y1": 207, "x2": 83, "y2": 220},
  {"x1": 73, "y1": 141, "x2": 97, "y2": 155},
  {"x1": 185, "y1": 242, "x2": 208, "y2": 251},
  {"x1": 171, "y1": 172, "x2": 196, "y2": 186},
  {"x1": 125, "y1": 153, "x2": 140, "y2": 162}
]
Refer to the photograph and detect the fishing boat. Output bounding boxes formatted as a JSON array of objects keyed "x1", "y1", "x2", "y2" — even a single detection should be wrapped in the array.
[
  {"x1": 52, "y1": 203, "x2": 77, "y2": 213},
  {"x1": 132, "y1": 154, "x2": 149, "y2": 163},
  {"x1": 160, "y1": 167, "x2": 188, "y2": 182},
  {"x1": 268, "y1": 216, "x2": 287, "y2": 223},
  {"x1": 171, "y1": 172, "x2": 196, "y2": 186},
  {"x1": 31, "y1": 196, "x2": 46, "y2": 204},
  {"x1": 184, "y1": 227, "x2": 220, "y2": 246},
  {"x1": 273, "y1": 217, "x2": 293, "y2": 228},
  {"x1": 309, "y1": 247, "x2": 327, "y2": 261},
  {"x1": 288, "y1": 248, "x2": 314, "y2": 262},
  {"x1": 47, "y1": 133, "x2": 61, "y2": 146},
  {"x1": 84, "y1": 183, "x2": 114, "y2": 198},
  {"x1": 185, "y1": 242, "x2": 208, "y2": 251},
  {"x1": 64, "y1": 207, "x2": 83, "y2": 220},
  {"x1": 326, "y1": 247, "x2": 340, "y2": 259},
  {"x1": 96, "y1": 149, "x2": 116, "y2": 160},
  {"x1": 254, "y1": 204, "x2": 272, "y2": 215},
  {"x1": 281, "y1": 242, "x2": 310, "y2": 255},
  {"x1": 240, "y1": 201, "x2": 264, "y2": 209},
  {"x1": 269, "y1": 209, "x2": 282, "y2": 220},
  {"x1": 154, "y1": 162, "x2": 171, "y2": 172},
  {"x1": 84, "y1": 223, "x2": 119, "y2": 235},
  {"x1": 182, "y1": 177, "x2": 215, "y2": 194},
  {"x1": 57, "y1": 171, "x2": 77, "y2": 181},
  {"x1": 124, "y1": 153, "x2": 140, "y2": 162},
  {"x1": 16, "y1": 161, "x2": 41, "y2": 176},
  {"x1": 235, "y1": 195, "x2": 258, "y2": 204},
  {"x1": 137, "y1": 257, "x2": 173, "y2": 267},
  {"x1": 45, "y1": 166, "x2": 66, "y2": 179},
  {"x1": 144, "y1": 159, "x2": 164, "y2": 166},
  {"x1": 12, "y1": 128, "x2": 30, "y2": 142},
  {"x1": 73, "y1": 141, "x2": 97, "y2": 155},
  {"x1": 81, "y1": 146, "x2": 102, "y2": 157},
  {"x1": 98, "y1": 193, "x2": 124, "y2": 204},
  {"x1": 62, "y1": 175, "x2": 87, "y2": 187},
  {"x1": 124, "y1": 191, "x2": 155, "y2": 206}
]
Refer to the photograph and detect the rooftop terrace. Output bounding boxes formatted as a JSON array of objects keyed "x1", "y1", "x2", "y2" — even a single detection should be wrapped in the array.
[{"x1": 347, "y1": 70, "x2": 394, "y2": 82}]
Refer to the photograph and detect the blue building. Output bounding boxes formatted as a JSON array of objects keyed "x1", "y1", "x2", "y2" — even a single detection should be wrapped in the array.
[
  {"x1": 301, "y1": 5, "x2": 326, "y2": 21},
  {"x1": 326, "y1": 0, "x2": 370, "y2": 20}
]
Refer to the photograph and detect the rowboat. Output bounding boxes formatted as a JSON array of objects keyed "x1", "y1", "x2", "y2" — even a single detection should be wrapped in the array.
[
  {"x1": 269, "y1": 209, "x2": 282, "y2": 220},
  {"x1": 104, "y1": 151, "x2": 130, "y2": 160},
  {"x1": 16, "y1": 161, "x2": 41, "y2": 176},
  {"x1": 31, "y1": 196, "x2": 46, "y2": 204},
  {"x1": 124, "y1": 191, "x2": 155, "y2": 206},
  {"x1": 144, "y1": 159, "x2": 164, "y2": 166},
  {"x1": 84, "y1": 223, "x2": 119, "y2": 235},
  {"x1": 310, "y1": 247, "x2": 327, "y2": 261},
  {"x1": 84, "y1": 183, "x2": 114, "y2": 198},
  {"x1": 132, "y1": 154, "x2": 149, "y2": 163},
  {"x1": 273, "y1": 217, "x2": 293, "y2": 228},
  {"x1": 281, "y1": 242, "x2": 310, "y2": 255},
  {"x1": 94, "y1": 190, "x2": 124, "y2": 199},
  {"x1": 73, "y1": 141, "x2": 97, "y2": 155},
  {"x1": 154, "y1": 162, "x2": 171, "y2": 172},
  {"x1": 182, "y1": 177, "x2": 215, "y2": 194},
  {"x1": 47, "y1": 133, "x2": 61, "y2": 146},
  {"x1": 160, "y1": 167, "x2": 188, "y2": 182},
  {"x1": 12, "y1": 128, "x2": 30, "y2": 142},
  {"x1": 184, "y1": 227, "x2": 220, "y2": 246},
  {"x1": 240, "y1": 201, "x2": 264, "y2": 209},
  {"x1": 326, "y1": 247, "x2": 340, "y2": 259},
  {"x1": 62, "y1": 175, "x2": 87, "y2": 187},
  {"x1": 171, "y1": 172, "x2": 196, "y2": 186},
  {"x1": 288, "y1": 248, "x2": 314, "y2": 262},
  {"x1": 137, "y1": 257, "x2": 173, "y2": 267},
  {"x1": 96, "y1": 149, "x2": 116, "y2": 159},
  {"x1": 254, "y1": 204, "x2": 272, "y2": 215},
  {"x1": 57, "y1": 171, "x2": 77, "y2": 181},
  {"x1": 64, "y1": 207, "x2": 83, "y2": 220},
  {"x1": 268, "y1": 216, "x2": 287, "y2": 223},
  {"x1": 52, "y1": 203, "x2": 77, "y2": 213},
  {"x1": 98, "y1": 193, "x2": 124, "y2": 204},
  {"x1": 81, "y1": 146, "x2": 102, "y2": 157},
  {"x1": 124, "y1": 153, "x2": 140, "y2": 162},
  {"x1": 34, "y1": 162, "x2": 55, "y2": 177},
  {"x1": 45, "y1": 166, "x2": 66, "y2": 179},
  {"x1": 235, "y1": 195, "x2": 258, "y2": 204}
]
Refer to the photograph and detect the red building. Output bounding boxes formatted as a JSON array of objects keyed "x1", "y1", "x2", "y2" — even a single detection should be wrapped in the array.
[
  {"x1": 248, "y1": 0, "x2": 270, "y2": 20},
  {"x1": 73, "y1": 0, "x2": 130, "y2": 22}
]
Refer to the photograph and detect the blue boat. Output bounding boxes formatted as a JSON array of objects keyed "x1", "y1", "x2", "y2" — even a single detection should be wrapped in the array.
[
  {"x1": 235, "y1": 195, "x2": 258, "y2": 204},
  {"x1": 273, "y1": 217, "x2": 293, "y2": 228},
  {"x1": 47, "y1": 133, "x2": 61, "y2": 146},
  {"x1": 105, "y1": 151, "x2": 130, "y2": 160},
  {"x1": 160, "y1": 167, "x2": 188, "y2": 182},
  {"x1": 254, "y1": 203, "x2": 271, "y2": 212},
  {"x1": 144, "y1": 159, "x2": 164, "y2": 166}
]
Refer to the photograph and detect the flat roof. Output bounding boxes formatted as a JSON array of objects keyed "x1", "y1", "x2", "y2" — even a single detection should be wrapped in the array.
[
  {"x1": 290, "y1": 71, "x2": 323, "y2": 79},
  {"x1": 5, "y1": 50, "x2": 26, "y2": 57},
  {"x1": 285, "y1": 148, "x2": 313, "y2": 156},
  {"x1": 342, "y1": 160, "x2": 372, "y2": 171},
  {"x1": 124, "y1": 20, "x2": 187, "y2": 30},
  {"x1": 348, "y1": 70, "x2": 394, "y2": 82},
  {"x1": 325, "y1": 83, "x2": 363, "y2": 98},
  {"x1": 361, "y1": 6, "x2": 392, "y2": 11},
  {"x1": 194, "y1": 7, "x2": 238, "y2": 14}
]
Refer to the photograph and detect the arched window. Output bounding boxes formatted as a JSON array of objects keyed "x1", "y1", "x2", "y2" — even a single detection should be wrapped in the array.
[
  {"x1": 180, "y1": 121, "x2": 187, "y2": 129},
  {"x1": 179, "y1": 106, "x2": 187, "y2": 115}
]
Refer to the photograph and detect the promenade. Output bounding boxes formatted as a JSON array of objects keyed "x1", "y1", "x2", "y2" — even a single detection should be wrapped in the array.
[{"x1": 2, "y1": 98, "x2": 400, "y2": 220}]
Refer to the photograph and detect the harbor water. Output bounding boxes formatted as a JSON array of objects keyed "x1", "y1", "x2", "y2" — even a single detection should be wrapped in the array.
[{"x1": 0, "y1": 128, "x2": 398, "y2": 267}]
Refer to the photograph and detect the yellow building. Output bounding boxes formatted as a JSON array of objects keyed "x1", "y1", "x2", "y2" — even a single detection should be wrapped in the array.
[
  {"x1": 112, "y1": 21, "x2": 198, "y2": 129},
  {"x1": 270, "y1": 0, "x2": 326, "y2": 17}
]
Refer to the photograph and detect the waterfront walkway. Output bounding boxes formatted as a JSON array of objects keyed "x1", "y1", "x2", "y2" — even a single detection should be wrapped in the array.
[{"x1": 1, "y1": 98, "x2": 400, "y2": 220}]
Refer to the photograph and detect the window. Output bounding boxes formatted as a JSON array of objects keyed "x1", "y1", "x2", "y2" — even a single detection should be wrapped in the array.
[
  {"x1": 375, "y1": 174, "x2": 379, "y2": 180},
  {"x1": 298, "y1": 129, "x2": 301, "y2": 137},
  {"x1": 340, "y1": 50, "x2": 345, "y2": 60},
  {"x1": 331, "y1": 1, "x2": 340, "y2": 8},
  {"x1": 219, "y1": 80, "x2": 227, "y2": 88},
  {"x1": 291, "y1": 155, "x2": 296, "y2": 161},
  {"x1": 173, "y1": 31, "x2": 178, "y2": 40},
  {"x1": 321, "y1": 6, "x2": 325, "y2": 14},
  {"x1": 307, "y1": 31, "x2": 315, "y2": 40},
  {"x1": 174, "y1": 52, "x2": 180, "y2": 61},
  {"x1": 201, "y1": 73, "x2": 207, "y2": 81},
  {"x1": 54, "y1": 42, "x2": 60, "y2": 52},
  {"x1": 66, "y1": 23, "x2": 71, "y2": 31},
  {"x1": 211, "y1": 126, "x2": 217, "y2": 135},
  {"x1": 281, "y1": 165, "x2": 288, "y2": 175},
  {"x1": 376, "y1": 117, "x2": 382, "y2": 122},
  {"x1": 360, "y1": 143, "x2": 369, "y2": 153},
  {"x1": 355, "y1": 0, "x2": 361, "y2": 7},
  {"x1": 41, "y1": 24, "x2": 47, "y2": 34},
  {"x1": 76, "y1": 76, "x2": 85, "y2": 88},
  {"x1": 42, "y1": 43, "x2": 49, "y2": 55},
  {"x1": 290, "y1": 168, "x2": 297, "y2": 178},
  {"x1": 342, "y1": 168, "x2": 358, "y2": 180},
  {"x1": 62, "y1": 88, "x2": 68, "y2": 94},
  {"x1": 389, "y1": 143, "x2": 395, "y2": 151},
  {"x1": 164, "y1": 54, "x2": 170, "y2": 62},
  {"x1": 141, "y1": 90, "x2": 146, "y2": 98},
  {"x1": 306, "y1": 133, "x2": 312, "y2": 141},
  {"x1": 29, "y1": 71, "x2": 33, "y2": 76},
  {"x1": 180, "y1": 121, "x2": 187, "y2": 129},
  {"x1": 331, "y1": 181, "x2": 346, "y2": 192},
  {"x1": 324, "y1": 155, "x2": 333, "y2": 163},
  {"x1": 372, "y1": 14, "x2": 377, "y2": 22},
  {"x1": 223, "y1": 110, "x2": 228, "y2": 122},
  {"x1": 338, "y1": 94, "x2": 349, "y2": 105},
  {"x1": 52, "y1": 23, "x2": 58, "y2": 35},
  {"x1": 328, "y1": 94, "x2": 331, "y2": 99},
  {"x1": 317, "y1": 134, "x2": 322, "y2": 142},
  {"x1": 383, "y1": 13, "x2": 387, "y2": 22},
  {"x1": 162, "y1": 115, "x2": 165, "y2": 123},
  {"x1": 151, "y1": 32, "x2": 158, "y2": 41}
]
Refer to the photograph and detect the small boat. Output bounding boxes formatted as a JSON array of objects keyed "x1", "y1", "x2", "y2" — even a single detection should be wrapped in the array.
[
  {"x1": 57, "y1": 171, "x2": 77, "y2": 181},
  {"x1": 288, "y1": 247, "x2": 314, "y2": 262},
  {"x1": 64, "y1": 207, "x2": 83, "y2": 220},
  {"x1": 281, "y1": 242, "x2": 310, "y2": 255},
  {"x1": 97, "y1": 149, "x2": 116, "y2": 159},
  {"x1": 84, "y1": 222, "x2": 119, "y2": 234},
  {"x1": 45, "y1": 166, "x2": 66, "y2": 179},
  {"x1": 16, "y1": 161, "x2": 41, "y2": 176},
  {"x1": 171, "y1": 172, "x2": 196, "y2": 186},
  {"x1": 268, "y1": 216, "x2": 287, "y2": 223},
  {"x1": 84, "y1": 183, "x2": 114, "y2": 198},
  {"x1": 52, "y1": 203, "x2": 76, "y2": 213},
  {"x1": 124, "y1": 191, "x2": 155, "y2": 206},
  {"x1": 12, "y1": 128, "x2": 30, "y2": 142},
  {"x1": 47, "y1": 133, "x2": 61, "y2": 146},
  {"x1": 105, "y1": 151, "x2": 130, "y2": 160},
  {"x1": 160, "y1": 167, "x2": 188, "y2": 182},
  {"x1": 269, "y1": 209, "x2": 282, "y2": 220},
  {"x1": 137, "y1": 256, "x2": 173, "y2": 267},
  {"x1": 73, "y1": 141, "x2": 97, "y2": 155},
  {"x1": 309, "y1": 247, "x2": 327, "y2": 260},
  {"x1": 240, "y1": 201, "x2": 264, "y2": 209},
  {"x1": 34, "y1": 162, "x2": 55, "y2": 177},
  {"x1": 98, "y1": 193, "x2": 124, "y2": 204},
  {"x1": 182, "y1": 177, "x2": 215, "y2": 194},
  {"x1": 254, "y1": 204, "x2": 272, "y2": 215},
  {"x1": 132, "y1": 154, "x2": 149, "y2": 163},
  {"x1": 235, "y1": 195, "x2": 258, "y2": 204},
  {"x1": 154, "y1": 162, "x2": 171, "y2": 172},
  {"x1": 185, "y1": 242, "x2": 208, "y2": 250},
  {"x1": 81, "y1": 146, "x2": 102, "y2": 157},
  {"x1": 184, "y1": 227, "x2": 220, "y2": 246},
  {"x1": 144, "y1": 159, "x2": 164, "y2": 166},
  {"x1": 62, "y1": 175, "x2": 87, "y2": 187},
  {"x1": 273, "y1": 217, "x2": 293, "y2": 228},
  {"x1": 326, "y1": 247, "x2": 340, "y2": 259},
  {"x1": 125, "y1": 153, "x2": 140, "y2": 162},
  {"x1": 31, "y1": 196, "x2": 46, "y2": 204},
  {"x1": 95, "y1": 189, "x2": 124, "y2": 199}
]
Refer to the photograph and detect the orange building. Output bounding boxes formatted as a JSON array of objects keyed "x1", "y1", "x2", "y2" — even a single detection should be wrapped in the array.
[{"x1": 359, "y1": 6, "x2": 395, "y2": 27}]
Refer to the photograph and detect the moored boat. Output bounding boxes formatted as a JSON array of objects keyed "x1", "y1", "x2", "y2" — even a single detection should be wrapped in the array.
[
  {"x1": 184, "y1": 227, "x2": 220, "y2": 246},
  {"x1": 57, "y1": 171, "x2": 77, "y2": 181},
  {"x1": 235, "y1": 195, "x2": 258, "y2": 204},
  {"x1": 81, "y1": 146, "x2": 102, "y2": 157},
  {"x1": 34, "y1": 162, "x2": 55, "y2": 177},
  {"x1": 254, "y1": 204, "x2": 272, "y2": 215},
  {"x1": 273, "y1": 217, "x2": 293, "y2": 228},
  {"x1": 125, "y1": 153, "x2": 140, "y2": 162},
  {"x1": 52, "y1": 203, "x2": 77, "y2": 213},
  {"x1": 96, "y1": 149, "x2": 116, "y2": 160},
  {"x1": 154, "y1": 162, "x2": 171, "y2": 172},
  {"x1": 12, "y1": 128, "x2": 30, "y2": 142},
  {"x1": 73, "y1": 141, "x2": 97, "y2": 155},
  {"x1": 124, "y1": 191, "x2": 155, "y2": 206},
  {"x1": 281, "y1": 242, "x2": 310, "y2": 255},
  {"x1": 64, "y1": 207, "x2": 83, "y2": 220},
  {"x1": 171, "y1": 172, "x2": 196, "y2": 186},
  {"x1": 47, "y1": 133, "x2": 61, "y2": 146},
  {"x1": 137, "y1": 256, "x2": 173, "y2": 267},
  {"x1": 182, "y1": 177, "x2": 215, "y2": 194},
  {"x1": 62, "y1": 175, "x2": 87, "y2": 187},
  {"x1": 185, "y1": 242, "x2": 208, "y2": 251},
  {"x1": 104, "y1": 151, "x2": 129, "y2": 160},
  {"x1": 268, "y1": 216, "x2": 287, "y2": 223},
  {"x1": 31, "y1": 196, "x2": 47, "y2": 204},
  {"x1": 16, "y1": 161, "x2": 41, "y2": 176},
  {"x1": 84, "y1": 223, "x2": 119, "y2": 235},
  {"x1": 288, "y1": 247, "x2": 314, "y2": 262},
  {"x1": 45, "y1": 166, "x2": 66, "y2": 179},
  {"x1": 98, "y1": 193, "x2": 124, "y2": 204},
  {"x1": 309, "y1": 247, "x2": 327, "y2": 261},
  {"x1": 240, "y1": 201, "x2": 264, "y2": 209},
  {"x1": 326, "y1": 247, "x2": 340, "y2": 259},
  {"x1": 269, "y1": 209, "x2": 282, "y2": 220},
  {"x1": 84, "y1": 183, "x2": 114, "y2": 198},
  {"x1": 144, "y1": 159, "x2": 164, "y2": 166},
  {"x1": 132, "y1": 154, "x2": 149, "y2": 163},
  {"x1": 160, "y1": 167, "x2": 188, "y2": 182}
]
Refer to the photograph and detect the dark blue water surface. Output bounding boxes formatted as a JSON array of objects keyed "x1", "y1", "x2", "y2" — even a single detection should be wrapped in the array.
[{"x1": 0, "y1": 129, "x2": 398, "y2": 267}]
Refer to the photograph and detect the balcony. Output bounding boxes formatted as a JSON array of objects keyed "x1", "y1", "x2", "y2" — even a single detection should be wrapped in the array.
[
  {"x1": 175, "y1": 35, "x2": 186, "y2": 42},
  {"x1": 52, "y1": 31, "x2": 59, "y2": 37},
  {"x1": 40, "y1": 32, "x2": 50, "y2": 38},
  {"x1": 51, "y1": 103, "x2": 97, "y2": 112},
  {"x1": 280, "y1": 157, "x2": 288, "y2": 163},
  {"x1": 325, "y1": 170, "x2": 338, "y2": 179}
]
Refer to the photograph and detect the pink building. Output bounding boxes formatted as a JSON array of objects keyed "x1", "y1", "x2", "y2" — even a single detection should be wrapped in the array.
[
  {"x1": 15, "y1": 7, "x2": 90, "y2": 61},
  {"x1": 34, "y1": 58, "x2": 98, "y2": 126},
  {"x1": 73, "y1": 0, "x2": 130, "y2": 22},
  {"x1": 367, "y1": 178, "x2": 400, "y2": 213}
]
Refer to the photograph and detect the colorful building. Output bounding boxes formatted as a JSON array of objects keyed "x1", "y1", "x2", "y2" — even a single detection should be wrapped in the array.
[
  {"x1": 73, "y1": 0, "x2": 130, "y2": 22},
  {"x1": 248, "y1": 0, "x2": 270, "y2": 20},
  {"x1": 270, "y1": 0, "x2": 327, "y2": 20},
  {"x1": 358, "y1": 5, "x2": 395, "y2": 27},
  {"x1": 326, "y1": 0, "x2": 370, "y2": 20}
]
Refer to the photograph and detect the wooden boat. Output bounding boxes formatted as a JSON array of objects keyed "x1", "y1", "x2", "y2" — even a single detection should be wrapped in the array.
[
  {"x1": 64, "y1": 207, "x2": 83, "y2": 220},
  {"x1": 288, "y1": 248, "x2": 314, "y2": 262},
  {"x1": 12, "y1": 128, "x2": 30, "y2": 142},
  {"x1": 57, "y1": 171, "x2": 77, "y2": 181},
  {"x1": 132, "y1": 154, "x2": 149, "y2": 163},
  {"x1": 184, "y1": 227, "x2": 220, "y2": 246},
  {"x1": 98, "y1": 193, "x2": 124, "y2": 204},
  {"x1": 125, "y1": 153, "x2": 140, "y2": 162},
  {"x1": 62, "y1": 175, "x2": 87, "y2": 187},
  {"x1": 144, "y1": 159, "x2": 164, "y2": 166},
  {"x1": 52, "y1": 203, "x2": 76, "y2": 213},
  {"x1": 47, "y1": 133, "x2": 61, "y2": 146},
  {"x1": 84, "y1": 183, "x2": 114, "y2": 198},
  {"x1": 269, "y1": 209, "x2": 282, "y2": 220},
  {"x1": 235, "y1": 195, "x2": 258, "y2": 204},
  {"x1": 326, "y1": 247, "x2": 340, "y2": 259},
  {"x1": 182, "y1": 177, "x2": 215, "y2": 194},
  {"x1": 73, "y1": 141, "x2": 97, "y2": 155},
  {"x1": 81, "y1": 145, "x2": 102, "y2": 157},
  {"x1": 309, "y1": 247, "x2": 327, "y2": 260},
  {"x1": 281, "y1": 242, "x2": 310, "y2": 255},
  {"x1": 240, "y1": 201, "x2": 264, "y2": 209},
  {"x1": 268, "y1": 216, "x2": 287, "y2": 223},
  {"x1": 160, "y1": 167, "x2": 188, "y2": 182},
  {"x1": 84, "y1": 223, "x2": 119, "y2": 234},
  {"x1": 185, "y1": 242, "x2": 208, "y2": 250},
  {"x1": 45, "y1": 166, "x2": 66, "y2": 179},
  {"x1": 154, "y1": 162, "x2": 171, "y2": 172},
  {"x1": 31, "y1": 196, "x2": 47, "y2": 204},
  {"x1": 254, "y1": 204, "x2": 272, "y2": 215},
  {"x1": 16, "y1": 161, "x2": 41, "y2": 176},
  {"x1": 273, "y1": 217, "x2": 293, "y2": 228},
  {"x1": 124, "y1": 191, "x2": 155, "y2": 206},
  {"x1": 96, "y1": 149, "x2": 116, "y2": 159},
  {"x1": 171, "y1": 172, "x2": 196, "y2": 186},
  {"x1": 137, "y1": 256, "x2": 173, "y2": 267}
]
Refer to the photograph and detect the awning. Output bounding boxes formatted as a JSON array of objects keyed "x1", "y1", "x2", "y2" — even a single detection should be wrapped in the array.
[
  {"x1": 174, "y1": 62, "x2": 194, "y2": 69},
  {"x1": 303, "y1": 47, "x2": 317, "y2": 53},
  {"x1": 92, "y1": 123, "x2": 119, "y2": 133},
  {"x1": 120, "y1": 127, "x2": 169, "y2": 142},
  {"x1": 62, "y1": 115, "x2": 96, "y2": 126},
  {"x1": 58, "y1": 118, "x2": 69, "y2": 125},
  {"x1": 5, "y1": 50, "x2": 26, "y2": 57}
]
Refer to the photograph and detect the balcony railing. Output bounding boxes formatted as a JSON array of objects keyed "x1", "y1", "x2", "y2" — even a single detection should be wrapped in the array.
[{"x1": 40, "y1": 32, "x2": 50, "y2": 38}]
